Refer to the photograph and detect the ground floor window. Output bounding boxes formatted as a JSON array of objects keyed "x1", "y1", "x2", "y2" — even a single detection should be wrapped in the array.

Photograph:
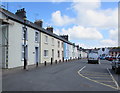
[{"x1": 44, "y1": 50, "x2": 48, "y2": 57}]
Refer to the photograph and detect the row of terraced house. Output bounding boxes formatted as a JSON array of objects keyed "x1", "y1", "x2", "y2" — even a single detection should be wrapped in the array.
[{"x1": 0, "y1": 8, "x2": 87, "y2": 69}]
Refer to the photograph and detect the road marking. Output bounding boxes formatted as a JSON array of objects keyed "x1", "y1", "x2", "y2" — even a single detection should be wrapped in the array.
[
  {"x1": 78, "y1": 66, "x2": 86, "y2": 72},
  {"x1": 78, "y1": 66, "x2": 119, "y2": 90},
  {"x1": 81, "y1": 73, "x2": 110, "y2": 76},
  {"x1": 99, "y1": 60, "x2": 101, "y2": 64},
  {"x1": 107, "y1": 68, "x2": 120, "y2": 90}
]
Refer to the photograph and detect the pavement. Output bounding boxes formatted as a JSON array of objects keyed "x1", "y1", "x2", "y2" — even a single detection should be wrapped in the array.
[{"x1": 2, "y1": 59, "x2": 120, "y2": 91}]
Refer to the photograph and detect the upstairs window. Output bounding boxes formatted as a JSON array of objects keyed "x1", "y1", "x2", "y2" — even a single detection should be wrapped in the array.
[
  {"x1": 52, "y1": 38, "x2": 54, "y2": 45},
  {"x1": 35, "y1": 31, "x2": 39, "y2": 42},
  {"x1": 62, "y1": 42, "x2": 64, "y2": 48},
  {"x1": 58, "y1": 41, "x2": 60, "y2": 48},
  {"x1": 45, "y1": 35, "x2": 48, "y2": 43},
  {"x1": 22, "y1": 27, "x2": 28, "y2": 40}
]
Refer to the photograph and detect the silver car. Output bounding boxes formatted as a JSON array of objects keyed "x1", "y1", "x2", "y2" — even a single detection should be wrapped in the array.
[{"x1": 111, "y1": 54, "x2": 120, "y2": 74}]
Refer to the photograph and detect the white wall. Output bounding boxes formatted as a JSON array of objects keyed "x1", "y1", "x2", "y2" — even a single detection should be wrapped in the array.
[
  {"x1": 27, "y1": 28, "x2": 39, "y2": 65},
  {"x1": 98, "y1": 48, "x2": 109, "y2": 57},
  {"x1": 8, "y1": 20, "x2": 23, "y2": 68},
  {"x1": 8, "y1": 20, "x2": 40, "y2": 68}
]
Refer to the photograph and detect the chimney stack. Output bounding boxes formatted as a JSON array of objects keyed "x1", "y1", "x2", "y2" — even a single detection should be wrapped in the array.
[
  {"x1": 60, "y1": 35, "x2": 69, "y2": 41},
  {"x1": 46, "y1": 27, "x2": 53, "y2": 33},
  {"x1": 15, "y1": 8, "x2": 26, "y2": 19},
  {"x1": 34, "y1": 20, "x2": 43, "y2": 28}
]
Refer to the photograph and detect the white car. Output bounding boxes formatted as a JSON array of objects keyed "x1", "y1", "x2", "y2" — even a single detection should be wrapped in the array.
[{"x1": 88, "y1": 52, "x2": 99, "y2": 64}]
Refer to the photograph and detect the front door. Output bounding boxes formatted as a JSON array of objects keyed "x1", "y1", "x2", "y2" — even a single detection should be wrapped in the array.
[
  {"x1": 52, "y1": 49, "x2": 54, "y2": 61},
  {"x1": 35, "y1": 47, "x2": 39, "y2": 63}
]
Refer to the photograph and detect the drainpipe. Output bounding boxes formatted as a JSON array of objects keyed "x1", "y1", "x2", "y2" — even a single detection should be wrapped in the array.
[{"x1": 23, "y1": 18, "x2": 27, "y2": 70}]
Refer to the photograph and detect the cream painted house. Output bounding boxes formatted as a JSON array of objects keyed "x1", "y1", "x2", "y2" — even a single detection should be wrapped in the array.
[{"x1": 40, "y1": 30, "x2": 64, "y2": 63}]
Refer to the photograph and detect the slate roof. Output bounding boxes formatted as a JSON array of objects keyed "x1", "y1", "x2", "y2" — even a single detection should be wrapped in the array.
[
  {"x1": 109, "y1": 49, "x2": 120, "y2": 52},
  {"x1": 1, "y1": 8, "x2": 73, "y2": 45}
]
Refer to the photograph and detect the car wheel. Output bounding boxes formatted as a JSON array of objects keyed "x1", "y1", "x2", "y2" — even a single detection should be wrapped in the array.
[
  {"x1": 115, "y1": 68, "x2": 119, "y2": 74},
  {"x1": 112, "y1": 66, "x2": 115, "y2": 70}
]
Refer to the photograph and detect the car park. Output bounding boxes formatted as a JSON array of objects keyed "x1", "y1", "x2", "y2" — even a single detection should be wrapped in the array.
[{"x1": 111, "y1": 54, "x2": 120, "y2": 74}]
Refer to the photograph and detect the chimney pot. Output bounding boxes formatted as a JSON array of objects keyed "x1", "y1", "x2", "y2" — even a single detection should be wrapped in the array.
[
  {"x1": 15, "y1": 8, "x2": 27, "y2": 19},
  {"x1": 34, "y1": 20, "x2": 43, "y2": 28},
  {"x1": 46, "y1": 27, "x2": 53, "y2": 33}
]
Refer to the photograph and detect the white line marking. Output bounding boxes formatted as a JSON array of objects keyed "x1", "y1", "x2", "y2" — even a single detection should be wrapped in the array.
[
  {"x1": 78, "y1": 66, "x2": 86, "y2": 73},
  {"x1": 99, "y1": 60, "x2": 101, "y2": 64},
  {"x1": 107, "y1": 68, "x2": 119, "y2": 90}
]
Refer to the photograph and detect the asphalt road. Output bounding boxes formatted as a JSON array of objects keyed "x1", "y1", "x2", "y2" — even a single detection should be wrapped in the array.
[{"x1": 2, "y1": 59, "x2": 120, "y2": 91}]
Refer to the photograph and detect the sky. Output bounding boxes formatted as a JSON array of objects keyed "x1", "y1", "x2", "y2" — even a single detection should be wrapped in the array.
[{"x1": 2, "y1": 1, "x2": 118, "y2": 49}]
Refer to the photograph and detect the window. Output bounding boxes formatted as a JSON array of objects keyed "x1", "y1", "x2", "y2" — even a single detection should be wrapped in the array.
[
  {"x1": 58, "y1": 50, "x2": 60, "y2": 58},
  {"x1": 21, "y1": 45, "x2": 28, "y2": 60},
  {"x1": 52, "y1": 38, "x2": 54, "y2": 45},
  {"x1": 35, "y1": 31, "x2": 39, "y2": 42},
  {"x1": 44, "y1": 50, "x2": 48, "y2": 57},
  {"x1": 58, "y1": 41, "x2": 60, "y2": 48},
  {"x1": 45, "y1": 35, "x2": 48, "y2": 43},
  {"x1": 62, "y1": 42, "x2": 64, "y2": 48},
  {"x1": 22, "y1": 27, "x2": 28, "y2": 40}
]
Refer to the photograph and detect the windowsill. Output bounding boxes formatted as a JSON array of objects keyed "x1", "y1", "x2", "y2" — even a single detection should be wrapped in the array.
[
  {"x1": 44, "y1": 56, "x2": 49, "y2": 59},
  {"x1": 22, "y1": 39, "x2": 28, "y2": 41},
  {"x1": 35, "y1": 41, "x2": 39, "y2": 43},
  {"x1": 44, "y1": 42, "x2": 48, "y2": 44}
]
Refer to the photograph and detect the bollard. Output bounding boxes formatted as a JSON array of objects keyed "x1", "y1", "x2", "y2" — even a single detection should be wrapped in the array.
[
  {"x1": 55, "y1": 60, "x2": 57, "y2": 64},
  {"x1": 63, "y1": 57, "x2": 64, "y2": 62},
  {"x1": 36, "y1": 62, "x2": 38, "y2": 67},
  {"x1": 51, "y1": 58, "x2": 53, "y2": 65},
  {"x1": 44, "y1": 61, "x2": 47, "y2": 66}
]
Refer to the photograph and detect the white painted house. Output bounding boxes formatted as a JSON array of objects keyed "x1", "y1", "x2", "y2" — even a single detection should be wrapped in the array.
[
  {"x1": 98, "y1": 48, "x2": 110, "y2": 57},
  {"x1": 0, "y1": 8, "x2": 41, "y2": 68}
]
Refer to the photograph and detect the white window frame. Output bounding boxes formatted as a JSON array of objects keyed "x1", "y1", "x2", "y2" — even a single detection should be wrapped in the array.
[
  {"x1": 35, "y1": 31, "x2": 39, "y2": 43},
  {"x1": 22, "y1": 26, "x2": 28, "y2": 41},
  {"x1": 44, "y1": 35, "x2": 48, "y2": 44},
  {"x1": 52, "y1": 38, "x2": 54, "y2": 46},
  {"x1": 44, "y1": 50, "x2": 49, "y2": 57}
]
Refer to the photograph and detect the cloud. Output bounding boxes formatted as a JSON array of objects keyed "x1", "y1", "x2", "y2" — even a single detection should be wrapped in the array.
[
  {"x1": 51, "y1": 1, "x2": 118, "y2": 48},
  {"x1": 54, "y1": 25, "x2": 103, "y2": 40},
  {"x1": 100, "y1": 39, "x2": 118, "y2": 47},
  {"x1": 51, "y1": 11, "x2": 75, "y2": 26},
  {"x1": 109, "y1": 29, "x2": 118, "y2": 40},
  {"x1": 72, "y1": 1, "x2": 118, "y2": 29}
]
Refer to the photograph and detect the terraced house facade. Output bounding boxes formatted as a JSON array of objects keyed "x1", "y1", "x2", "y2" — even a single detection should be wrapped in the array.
[{"x1": 0, "y1": 8, "x2": 85, "y2": 69}]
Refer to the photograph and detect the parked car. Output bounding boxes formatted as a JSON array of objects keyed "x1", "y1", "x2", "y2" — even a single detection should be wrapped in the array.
[
  {"x1": 111, "y1": 54, "x2": 120, "y2": 74},
  {"x1": 88, "y1": 52, "x2": 99, "y2": 64},
  {"x1": 100, "y1": 56, "x2": 105, "y2": 60},
  {"x1": 108, "y1": 56, "x2": 113, "y2": 61},
  {"x1": 105, "y1": 56, "x2": 109, "y2": 60}
]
